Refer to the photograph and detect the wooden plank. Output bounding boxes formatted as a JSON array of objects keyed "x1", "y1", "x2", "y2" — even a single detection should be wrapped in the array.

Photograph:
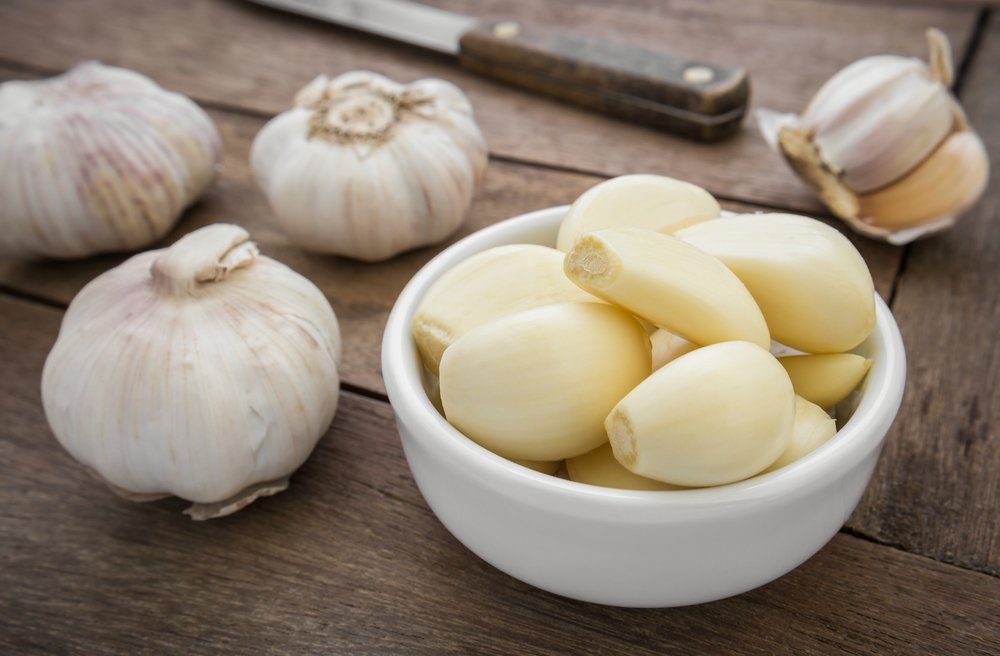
[
  {"x1": 1, "y1": 295, "x2": 997, "y2": 655},
  {"x1": 0, "y1": 105, "x2": 902, "y2": 395},
  {"x1": 846, "y1": 13, "x2": 1000, "y2": 575},
  {"x1": 0, "y1": 0, "x2": 978, "y2": 212}
]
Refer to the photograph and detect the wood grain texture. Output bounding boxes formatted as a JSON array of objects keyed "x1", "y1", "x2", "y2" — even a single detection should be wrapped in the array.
[
  {"x1": 1, "y1": 295, "x2": 998, "y2": 655},
  {"x1": 0, "y1": 0, "x2": 978, "y2": 212},
  {"x1": 0, "y1": 104, "x2": 902, "y2": 394},
  {"x1": 846, "y1": 13, "x2": 1000, "y2": 575}
]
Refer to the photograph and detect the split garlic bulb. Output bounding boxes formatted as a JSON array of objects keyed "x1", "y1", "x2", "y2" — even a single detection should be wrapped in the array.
[
  {"x1": 0, "y1": 62, "x2": 221, "y2": 258},
  {"x1": 251, "y1": 71, "x2": 487, "y2": 261},
  {"x1": 758, "y1": 30, "x2": 989, "y2": 244},
  {"x1": 42, "y1": 224, "x2": 341, "y2": 519}
]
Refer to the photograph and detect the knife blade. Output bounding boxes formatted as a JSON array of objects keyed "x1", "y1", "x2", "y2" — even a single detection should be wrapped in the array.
[{"x1": 247, "y1": 0, "x2": 749, "y2": 141}]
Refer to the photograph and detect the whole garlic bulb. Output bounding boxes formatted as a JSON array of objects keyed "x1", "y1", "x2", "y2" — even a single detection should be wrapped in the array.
[
  {"x1": 251, "y1": 71, "x2": 487, "y2": 261},
  {"x1": 41, "y1": 224, "x2": 342, "y2": 519},
  {"x1": 0, "y1": 62, "x2": 222, "y2": 259},
  {"x1": 758, "y1": 30, "x2": 989, "y2": 244}
]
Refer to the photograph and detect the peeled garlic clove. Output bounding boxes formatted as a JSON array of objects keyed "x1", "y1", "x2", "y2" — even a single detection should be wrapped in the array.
[
  {"x1": 855, "y1": 130, "x2": 989, "y2": 239},
  {"x1": 412, "y1": 244, "x2": 599, "y2": 374},
  {"x1": 556, "y1": 174, "x2": 720, "y2": 252},
  {"x1": 677, "y1": 213, "x2": 875, "y2": 353},
  {"x1": 0, "y1": 62, "x2": 221, "y2": 259},
  {"x1": 650, "y1": 328, "x2": 697, "y2": 371},
  {"x1": 42, "y1": 224, "x2": 342, "y2": 518},
  {"x1": 565, "y1": 228, "x2": 770, "y2": 349},
  {"x1": 763, "y1": 396, "x2": 837, "y2": 474},
  {"x1": 513, "y1": 458, "x2": 563, "y2": 475},
  {"x1": 439, "y1": 302, "x2": 651, "y2": 461},
  {"x1": 779, "y1": 353, "x2": 872, "y2": 409},
  {"x1": 567, "y1": 443, "x2": 679, "y2": 491},
  {"x1": 606, "y1": 341, "x2": 794, "y2": 487},
  {"x1": 251, "y1": 71, "x2": 487, "y2": 262}
]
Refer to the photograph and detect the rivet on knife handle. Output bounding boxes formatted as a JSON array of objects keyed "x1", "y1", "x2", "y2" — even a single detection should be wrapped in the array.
[{"x1": 458, "y1": 20, "x2": 750, "y2": 141}]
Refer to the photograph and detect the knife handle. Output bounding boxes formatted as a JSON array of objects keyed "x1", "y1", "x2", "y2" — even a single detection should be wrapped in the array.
[{"x1": 458, "y1": 21, "x2": 749, "y2": 141}]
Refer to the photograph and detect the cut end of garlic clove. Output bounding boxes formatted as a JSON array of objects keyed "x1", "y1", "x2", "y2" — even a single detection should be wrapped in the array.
[
  {"x1": 151, "y1": 223, "x2": 258, "y2": 296},
  {"x1": 565, "y1": 228, "x2": 771, "y2": 349},
  {"x1": 779, "y1": 353, "x2": 872, "y2": 409},
  {"x1": 555, "y1": 174, "x2": 720, "y2": 252},
  {"x1": 777, "y1": 125, "x2": 860, "y2": 221}
]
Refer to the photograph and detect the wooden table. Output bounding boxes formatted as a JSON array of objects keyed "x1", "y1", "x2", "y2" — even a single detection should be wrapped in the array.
[{"x1": 1, "y1": 1, "x2": 997, "y2": 653}]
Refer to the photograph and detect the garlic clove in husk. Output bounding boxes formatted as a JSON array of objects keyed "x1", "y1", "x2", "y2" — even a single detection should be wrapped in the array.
[
  {"x1": 606, "y1": 341, "x2": 794, "y2": 487},
  {"x1": 41, "y1": 224, "x2": 342, "y2": 519},
  {"x1": 439, "y1": 302, "x2": 651, "y2": 462},
  {"x1": 412, "y1": 244, "x2": 598, "y2": 375},
  {"x1": 0, "y1": 62, "x2": 222, "y2": 259},
  {"x1": 555, "y1": 174, "x2": 720, "y2": 252},
  {"x1": 251, "y1": 71, "x2": 487, "y2": 262},
  {"x1": 677, "y1": 213, "x2": 875, "y2": 354},
  {"x1": 759, "y1": 30, "x2": 989, "y2": 244}
]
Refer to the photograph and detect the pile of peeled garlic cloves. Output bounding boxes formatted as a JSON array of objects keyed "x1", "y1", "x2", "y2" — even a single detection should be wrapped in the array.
[
  {"x1": 413, "y1": 175, "x2": 875, "y2": 490},
  {"x1": 757, "y1": 29, "x2": 989, "y2": 244}
]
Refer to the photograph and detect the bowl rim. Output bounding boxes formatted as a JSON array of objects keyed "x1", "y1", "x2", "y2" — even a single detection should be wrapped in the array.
[{"x1": 382, "y1": 206, "x2": 906, "y2": 514}]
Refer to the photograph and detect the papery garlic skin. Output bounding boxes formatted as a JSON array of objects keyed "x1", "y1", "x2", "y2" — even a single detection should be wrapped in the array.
[
  {"x1": 0, "y1": 62, "x2": 221, "y2": 259},
  {"x1": 252, "y1": 71, "x2": 487, "y2": 262},
  {"x1": 567, "y1": 443, "x2": 679, "y2": 491},
  {"x1": 779, "y1": 353, "x2": 872, "y2": 409},
  {"x1": 439, "y1": 302, "x2": 651, "y2": 461},
  {"x1": 606, "y1": 341, "x2": 794, "y2": 487},
  {"x1": 678, "y1": 213, "x2": 875, "y2": 353},
  {"x1": 41, "y1": 224, "x2": 341, "y2": 519},
  {"x1": 763, "y1": 396, "x2": 837, "y2": 474},
  {"x1": 412, "y1": 244, "x2": 597, "y2": 375},
  {"x1": 565, "y1": 228, "x2": 770, "y2": 349},
  {"x1": 762, "y1": 30, "x2": 989, "y2": 243},
  {"x1": 555, "y1": 174, "x2": 720, "y2": 251}
]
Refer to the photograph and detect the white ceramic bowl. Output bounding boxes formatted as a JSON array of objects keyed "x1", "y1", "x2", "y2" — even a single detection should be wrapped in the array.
[{"x1": 382, "y1": 206, "x2": 906, "y2": 607}]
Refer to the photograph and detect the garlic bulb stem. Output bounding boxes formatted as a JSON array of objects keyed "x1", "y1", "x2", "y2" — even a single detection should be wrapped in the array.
[{"x1": 151, "y1": 224, "x2": 259, "y2": 296}]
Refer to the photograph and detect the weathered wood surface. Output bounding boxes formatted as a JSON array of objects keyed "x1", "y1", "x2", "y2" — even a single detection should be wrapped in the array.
[
  {"x1": 1, "y1": 1, "x2": 999, "y2": 652},
  {"x1": 1, "y1": 296, "x2": 998, "y2": 656},
  {"x1": 0, "y1": 0, "x2": 978, "y2": 212},
  {"x1": 0, "y1": 100, "x2": 903, "y2": 394},
  {"x1": 846, "y1": 12, "x2": 1000, "y2": 576}
]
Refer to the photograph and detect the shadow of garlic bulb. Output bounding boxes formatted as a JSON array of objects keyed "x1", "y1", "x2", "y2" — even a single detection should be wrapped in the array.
[
  {"x1": 251, "y1": 71, "x2": 487, "y2": 261},
  {"x1": 41, "y1": 224, "x2": 342, "y2": 520},
  {"x1": 757, "y1": 29, "x2": 989, "y2": 244},
  {"x1": 0, "y1": 62, "x2": 221, "y2": 258}
]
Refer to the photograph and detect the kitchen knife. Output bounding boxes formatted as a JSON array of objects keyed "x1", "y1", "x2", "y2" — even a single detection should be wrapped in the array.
[{"x1": 247, "y1": 0, "x2": 749, "y2": 141}]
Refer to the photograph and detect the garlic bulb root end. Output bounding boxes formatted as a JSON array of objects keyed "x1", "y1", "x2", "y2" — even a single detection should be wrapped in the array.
[{"x1": 184, "y1": 477, "x2": 291, "y2": 521}]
